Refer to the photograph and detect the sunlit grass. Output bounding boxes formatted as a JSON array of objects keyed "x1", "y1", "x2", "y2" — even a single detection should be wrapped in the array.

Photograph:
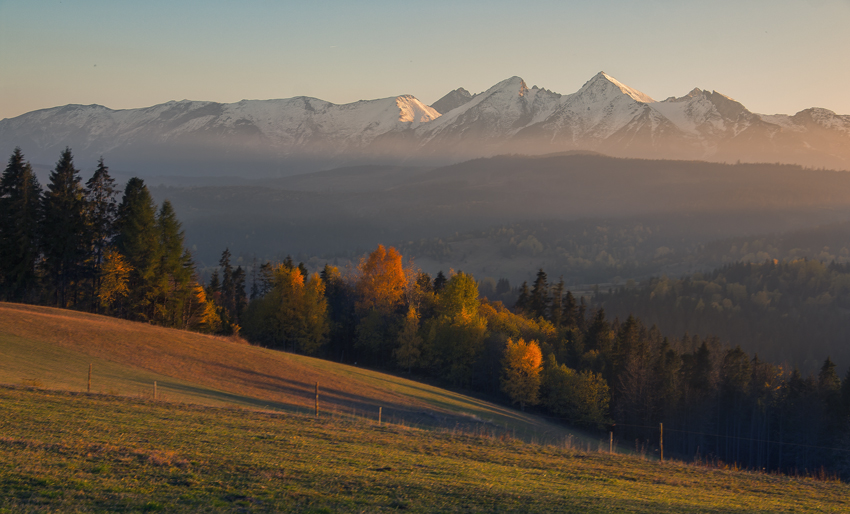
[{"x1": 1, "y1": 386, "x2": 846, "y2": 513}]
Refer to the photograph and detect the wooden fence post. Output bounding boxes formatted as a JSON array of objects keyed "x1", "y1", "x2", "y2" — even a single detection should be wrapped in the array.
[
  {"x1": 609, "y1": 431, "x2": 613, "y2": 454},
  {"x1": 87, "y1": 363, "x2": 92, "y2": 393},
  {"x1": 315, "y1": 382, "x2": 319, "y2": 418},
  {"x1": 379, "y1": 407, "x2": 382, "y2": 425},
  {"x1": 660, "y1": 423, "x2": 664, "y2": 464},
  {"x1": 154, "y1": 381, "x2": 157, "y2": 400}
]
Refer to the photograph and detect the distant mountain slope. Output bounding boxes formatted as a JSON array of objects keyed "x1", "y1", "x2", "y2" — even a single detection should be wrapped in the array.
[
  {"x1": 430, "y1": 87, "x2": 473, "y2": 114},
  {"x1": 2, "y1": 71, "x2": 849, "y2": 175}
]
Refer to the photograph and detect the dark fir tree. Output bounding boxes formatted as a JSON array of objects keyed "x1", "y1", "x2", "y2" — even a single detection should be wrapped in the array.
[
  {"x1": 40, "y1": 148, "x2": 88, "y2": 307},
  {"x1": 550, "y1": 277, "x2": 565, "y2": 327},
  {"x1": 250, "y1": 257, "x2": 260, "y2": 300},
  {"x1": 433, "y1": 270, "x2": 447, "y2": 293},
  {"x1": 219, "y1": 248, "x2": 235, "y2": 320},
  {"x1": 232, "y1": 265, "x2": 247, "y2": 324},
  {"x1": 84, "y1": 157, "x2": 118, "y2": 309},
  {"x1": 0, "y1": 148, "x2": 42, "y2": 302},
  {"x1": 529, "y1": 269, "x2": 549, "y2": 319},
  {"x1": 515, "y1": 281, "x2": 530, "y2": 314},
  {"x1": 562, "y1": 291, "x2": 578, "y2": 328},
  {"x1": 114, "y1": 178, "x2": 159, "y2": 320},
  {"x1": 153, "y1": 200, "x2": 194, "y2": 327},
  {"x1": 258, "y1": 261, "x2": 273, "y2": 297}
]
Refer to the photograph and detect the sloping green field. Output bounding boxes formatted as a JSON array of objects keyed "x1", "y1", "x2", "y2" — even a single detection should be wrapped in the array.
[
  {"x1": 0, "y1": 302, "x2": 580, "y2": 442},
  {"x1": 1, "y1": 303, "x2": 847, "y2": 512},
  {"x1": 1, "y1": 387, "x2": 846, "y2": 513}
]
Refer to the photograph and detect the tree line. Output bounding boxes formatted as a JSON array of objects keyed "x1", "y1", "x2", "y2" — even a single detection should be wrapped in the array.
[
  {"x1": 0, "y1": 147, "x2": 219, "y2": 330},
  {"x1": 4, "y1": 147, "x2": 850, "y2": 478}
]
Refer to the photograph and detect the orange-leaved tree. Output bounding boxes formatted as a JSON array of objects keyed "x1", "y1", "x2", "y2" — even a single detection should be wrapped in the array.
[
  {"x1": 501, "y1": 337, "x2": 543, "y2": 411},
  {"x1": 354, "y1": 245, "x2": 408, "y2": 365},
  {"x1": 355, "y1": 244, "x2": 406, "y2": 314}
]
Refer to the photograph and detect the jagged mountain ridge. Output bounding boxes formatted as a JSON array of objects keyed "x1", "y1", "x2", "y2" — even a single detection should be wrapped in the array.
[{"x1": 2, "y1": 72, "x2": 849, "y2": 175}]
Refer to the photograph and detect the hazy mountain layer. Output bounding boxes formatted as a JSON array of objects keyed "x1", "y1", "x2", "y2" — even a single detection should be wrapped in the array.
[
  {"x1": 148, "y1": 154, "x2": 850, "y2": 271},
  {"x1": 3, "y1": 73, "x2": 849, "y2": 175}
]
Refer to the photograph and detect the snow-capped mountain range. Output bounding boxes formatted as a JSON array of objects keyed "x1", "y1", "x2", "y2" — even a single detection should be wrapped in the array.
[{"x1": 2, "y1": 72, "x2": 849, "y2": 176}]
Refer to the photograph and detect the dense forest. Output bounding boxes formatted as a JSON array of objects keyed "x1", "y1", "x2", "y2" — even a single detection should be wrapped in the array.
[
  {"x1": 3, "y1": 147, "x2": 850, "y2": 478},
  {"x1": 598, "y1": 260, "x2": 850, "y2": 374}
]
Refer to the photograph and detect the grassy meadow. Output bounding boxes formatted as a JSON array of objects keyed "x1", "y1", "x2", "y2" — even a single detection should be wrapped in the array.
[
  {"x1": 0, "y1": 302, "x2": 584, "y2": 441},
  {"x1": 2, "y1": 386, "x2": 848, "y2": 513},
  {"x1": 2, "y1": 302, "x2": 849, "y2": 512}
]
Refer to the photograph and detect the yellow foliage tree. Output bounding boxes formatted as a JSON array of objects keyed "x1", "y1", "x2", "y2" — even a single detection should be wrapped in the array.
[
  {"x1": 500, "y1": 337, "x2": 543, "y2": 410},
  {"x1": 98, "y1": 249, "x2": 132, "y2": 311},
  {"x1": 355, "y1": 244, "x2": 406, "y2": 314},
  {"x1": 184, "y1": 283, "x2": 221, "y2": 334},
  {"x1": 241, "y1": 264, "x2": 328, "y2": 354}
]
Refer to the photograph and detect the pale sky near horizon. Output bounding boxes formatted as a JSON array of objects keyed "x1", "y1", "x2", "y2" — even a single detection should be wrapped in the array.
[{"x1": 1, "y1": 0, "x2": 848, "y2": 120}]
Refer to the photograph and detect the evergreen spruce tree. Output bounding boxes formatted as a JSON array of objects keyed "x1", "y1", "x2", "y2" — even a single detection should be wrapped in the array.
[
  {"x1": 433, "y1": 270, "x2": 447, "y2": 292},
  {"x1": 208, "y1": 270, "x2": 221, "y2": 295},
  {"x1": 515, "y1": 281, "x2": 530, "y2": 314},
  {"x1": 232, "y1": 265, "x2": 247, "y2": 325},
  {"x1": 250, "y1": 257, "x2": 260, "y2": 300},
  {"x1": 562, "y1": 290, "x2": 578, "y2": 328},
  {"x1": 259, "y1": 262, "x2": 273, "y2": 296},
  {"x1": 550, "y1": 277, "x2": 565, "y2": 327},
  {"x1": 529, "y1": 269, "x2": 549, "y2": 320},
  {"x1": 152, "y1": 200, "x2": 193, "y2": 326},
  {"x1": 114, "y1": 178, "x2": 159, "y2": 320},
  {"x1": 0, "y1": 148, "x2": 42, "y2": 302},
  {"x1": 219, "y1": 248, "x2": 235, "y2": 321},
  {"x1": 40, "y1": 148, "x2": 88, "y2": 307},
  {"x1": 84, "y1": 157, "x2": 118, "y2": 310}
]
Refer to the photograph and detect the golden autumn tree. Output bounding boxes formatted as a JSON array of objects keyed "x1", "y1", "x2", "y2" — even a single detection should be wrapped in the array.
[
  {"x1": 184, "y1": 283, "x2": 221, "y2": 334},
  {"x1": 354, "y1": 245, "x2": 408, "y2": 365},
  {"x1": 501, "y1": 337, "x2": 543, "y2": 410},
  {"x1": 355, "y1": 244, "x2": 406, "y2": 314},
  {"x1": 98, "y1": 249, "x2": 132, "y2": 313}
]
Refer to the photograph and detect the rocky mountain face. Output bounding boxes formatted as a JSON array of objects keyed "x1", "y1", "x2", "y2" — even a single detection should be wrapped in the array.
[{"x1": 2, "y1": 72, "x2": 849, "y2": 176}]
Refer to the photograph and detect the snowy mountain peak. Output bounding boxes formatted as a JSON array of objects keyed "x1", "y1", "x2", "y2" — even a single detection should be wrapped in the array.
[
  {"x1": 579, "y1": 72, "x2": 656, "y2": 104},
  {"x1": 394, "y1": 95, "x2": 441, "y2": 124},
  {"x1": 430, "y1": 87, "x2": 474, "y2": 114},
  {"x1": 485, "y1": 76, "x2": 529, "y2": 97},
  {"x1": 3, "y1": 72, "x2": 850, "y2": 174}
]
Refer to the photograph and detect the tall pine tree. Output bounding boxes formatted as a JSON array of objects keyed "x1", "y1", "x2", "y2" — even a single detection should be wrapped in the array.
[
  {"x1": 114, "y1": 178, "x2": 159, "y2": 320},
  {"x1": 152, "y1": 200, "x2": 193, "y2": 327},
  {"x1": 40, "y1": 148, "x2": 88, "y2": 307},
  {"x1": 84, "y1": 157, "x2": 118, "y2": 310},
  {"x1": 0, "y1": 148, "x2": 42, "y2": 302}
]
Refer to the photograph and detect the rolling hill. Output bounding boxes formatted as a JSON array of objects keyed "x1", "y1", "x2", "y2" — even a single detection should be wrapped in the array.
[{"x1": 0, "y1": 302, "x2": 577, "y2": 442}]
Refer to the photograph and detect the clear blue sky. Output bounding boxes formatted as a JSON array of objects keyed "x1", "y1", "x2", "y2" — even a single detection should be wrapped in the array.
[{"x1": 1, "y1": 0, "x2": 849, "y2": 119}]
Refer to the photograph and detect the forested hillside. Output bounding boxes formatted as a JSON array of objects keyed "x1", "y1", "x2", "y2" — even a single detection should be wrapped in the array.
[
  {"x1": 3, "y1": 147, "x2": 850, "y2": 478},
  {"x1": 599, "y1": 259, "x2": 850, "y2": 374}
]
